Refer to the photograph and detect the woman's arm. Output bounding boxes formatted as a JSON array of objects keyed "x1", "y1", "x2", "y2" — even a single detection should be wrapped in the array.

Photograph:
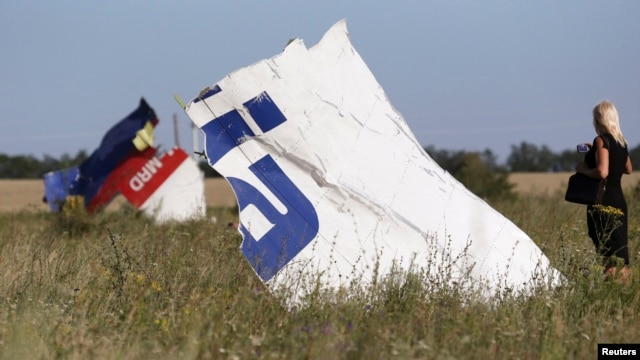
[
  {"x1": 576, "y1": 136, "x2": 609, "y2": 179},
  {"x1": 625, "y1": 156, "x2": 632, "y2": 174}
]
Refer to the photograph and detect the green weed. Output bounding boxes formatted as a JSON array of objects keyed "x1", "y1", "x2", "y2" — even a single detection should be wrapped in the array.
[{"x1": 0, "y1": 195, "x2": 638, "y2": 359}]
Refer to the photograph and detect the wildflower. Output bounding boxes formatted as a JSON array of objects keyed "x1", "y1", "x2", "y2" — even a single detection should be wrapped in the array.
[
  {"x1": 591, "y1": 204, "x2": 624, "y2": 217},
  {"x1": 154, "y1": 318, "x2": 169, "y2": 331},
  {"x1": 131, "y1": 271, "x2": 146, "y2": 285},
  {"x1": 588, "y1": 205, "x2": 624, "y2": 250}
]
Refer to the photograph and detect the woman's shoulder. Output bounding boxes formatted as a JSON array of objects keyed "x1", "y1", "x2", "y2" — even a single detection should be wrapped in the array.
[{"x1": 594, "y1": 134, "x2": 613, "y2": 148}]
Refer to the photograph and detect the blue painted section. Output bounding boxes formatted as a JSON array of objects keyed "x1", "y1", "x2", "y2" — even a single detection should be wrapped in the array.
[
  {"x1": 244, "y1": 92, "x2": 287, "y2": 133},
  {"x1": 201, "y1": 91, "x2": 286, "y2": 165},
  {"x1": 202, "y1": 108, "x2": 255, "y2": 165},
  {"x1": 43, "y1": 167, "x2": 79, "y2": 212},
  {"x1": 68, "y1": 98, "x2": 158, "y2": 208},
  {"x1": 198, "y1": 89, "x2": 319, "y2": 280},
  {"x1": 193, "y1": 85, "x2": 222, "y2": 103},
  {"x1": 229, "y1": 155, "x2": 319, "y2": 282}
]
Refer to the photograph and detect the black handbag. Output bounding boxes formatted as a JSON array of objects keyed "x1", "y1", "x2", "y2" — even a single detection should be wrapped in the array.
[{"x1": 564, "y1": 172, "x2": 606, "y2": 205}]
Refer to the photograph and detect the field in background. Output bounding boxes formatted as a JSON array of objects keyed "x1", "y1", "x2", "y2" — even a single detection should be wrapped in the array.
[
  {"x1": 510, "y1": 171, "x2": 640, "y2": 196},
  {"x1": 0, "y1": 178, "x2": 238, "y2": 213},
  {"x1": 3, "y1": 172, "x2": 640, "y2": 213}
]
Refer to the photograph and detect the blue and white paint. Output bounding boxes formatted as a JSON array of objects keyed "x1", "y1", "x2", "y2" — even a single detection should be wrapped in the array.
[{"x1": 183, "y1": 20, "x2": 563, "y2": 301}]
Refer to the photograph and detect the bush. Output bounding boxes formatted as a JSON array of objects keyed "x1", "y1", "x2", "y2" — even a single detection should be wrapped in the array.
[{"x1": 453, "y1": 152, "x2": 515, "y2": 203}]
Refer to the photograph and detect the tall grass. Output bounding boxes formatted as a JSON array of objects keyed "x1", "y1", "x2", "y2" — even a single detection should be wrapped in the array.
[{"x1": 1, "y1": 191, "x2": 639, "y2": 359}]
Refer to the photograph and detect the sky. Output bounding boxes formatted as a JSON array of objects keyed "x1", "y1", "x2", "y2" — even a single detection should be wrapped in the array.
[{"x1": 2, "y1": 1, "x2": 639, "y2": 164}]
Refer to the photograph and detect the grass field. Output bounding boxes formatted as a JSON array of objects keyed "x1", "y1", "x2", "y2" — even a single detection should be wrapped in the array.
[{"x1": 1, "y1": 175, "x2": 640, "y2": 358}]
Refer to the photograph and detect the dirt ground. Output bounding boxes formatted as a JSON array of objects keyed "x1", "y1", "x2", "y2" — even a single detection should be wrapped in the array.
[
  {"x1": 509, "y1": 171, "x2": 640, "y2": 196},
  {"x1": 2, "y1": 173, "x2": 640, "y2": 213},
  {"x1": 0, "y1": 178, "x2": 237, "y2": 213}
]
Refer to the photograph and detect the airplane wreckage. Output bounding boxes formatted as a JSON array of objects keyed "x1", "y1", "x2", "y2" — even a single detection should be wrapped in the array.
[
  {"x1": 178, "y1": 20, "x2": 564, "y2": 301},
  {"x1": 43, "y1": 98, "x2": 206, "y2": 223}
]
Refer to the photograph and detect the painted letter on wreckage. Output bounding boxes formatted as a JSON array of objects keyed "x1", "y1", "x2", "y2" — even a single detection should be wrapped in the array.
[{"x1": 183, "y1": 20, "x2": 563, "y2": 301}]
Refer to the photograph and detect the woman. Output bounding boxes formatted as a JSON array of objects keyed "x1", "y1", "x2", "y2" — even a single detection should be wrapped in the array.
[{"x1": 575, "y1": 100, "x2": 632, "y2": 282}]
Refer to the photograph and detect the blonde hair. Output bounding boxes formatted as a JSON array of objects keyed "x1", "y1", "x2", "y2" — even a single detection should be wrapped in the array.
[{"x1": 593, "y1": 100, "x2": 626, "y2": 146}]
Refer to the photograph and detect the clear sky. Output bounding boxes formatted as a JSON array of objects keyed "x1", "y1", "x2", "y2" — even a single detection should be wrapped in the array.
[{"x1": 2, "y1": 1, "x2": 639, "y2": 163}]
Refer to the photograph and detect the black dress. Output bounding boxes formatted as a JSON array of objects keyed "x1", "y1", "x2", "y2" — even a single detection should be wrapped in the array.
[{"x1": 585, "y1": 133, "x2": 630, "y2": 265}]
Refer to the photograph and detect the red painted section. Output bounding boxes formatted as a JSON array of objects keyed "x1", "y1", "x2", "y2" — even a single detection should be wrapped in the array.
[
  {"x1": 118, "y1": 147, "x2": 189, "y2": 207},
  {"x1": 87, "y1": 147, "x2": 157, "y2": 212}
]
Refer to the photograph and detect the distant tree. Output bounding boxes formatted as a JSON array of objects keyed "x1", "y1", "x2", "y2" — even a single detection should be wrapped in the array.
[
  {"x1": 40, "y1": 150, "x2": 89, "y2": 174},
  {"x1": 0, "y1": 150, "x2": 89, "y2": 178},
  {"x1": 0, "y1": 154, "x2": 42, "y2": 178},
  {"x1": 550, "y1": 149, "x2": 583, "y2": 172},
  {"x1": 40, "y1": 154, "x2": 60, "y2": 173},
  {"x1": 71, "y1": 150, "x2": 89, "y2": 166},
  {"x1": 423, "y1": 146, "x2": 466, "y2": 174},
  {"x1": 629, "y1": 143, "x2": 640, "y2": 170},
  {"x1": 454, "y1": 152, "x2": 515, "y2": 202},
  {"x1": 424, "y1": 147, "x2": 504, "y2": 173},
  {"x1": 479, "y1": 149, "x2": 502, "y2": 171},
  {"x1": 198, "y1": 160, "x2": 222, "y2": 178},
  {"x1": 507, "y1": 142, "x2": 555, "y2": 172},
  {"x1": 424, "y1": 147, "x2": 514, "y2": 202},
  {"x1": 0, "y1": 154, "x2": 8, "y2": 178}
]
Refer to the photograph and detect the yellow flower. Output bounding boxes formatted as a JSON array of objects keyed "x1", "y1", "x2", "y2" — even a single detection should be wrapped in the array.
[
  {"x1": 589, "y1": 204, "x2": 624, "y2": 242},
  {"x1": 135, "y1": 273, "x2": 146, "y2": 285},
  {"x1": 154, "y1": 318, "x2": 169, "y2": 331},
  {"x1": 592, "y1": 205, "x2": 624, "y2": 217}
]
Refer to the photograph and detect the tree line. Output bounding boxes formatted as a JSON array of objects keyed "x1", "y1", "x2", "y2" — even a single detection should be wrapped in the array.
[
  {"x1": 426, "y1": 142, "x2": 640, "y2": 174},
  {"x1": 3, "y1": 140, "x2": 640, "y2": 179},
  {"x1": 0, "y1": 151, "x2": 220, "y2": 179}
]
